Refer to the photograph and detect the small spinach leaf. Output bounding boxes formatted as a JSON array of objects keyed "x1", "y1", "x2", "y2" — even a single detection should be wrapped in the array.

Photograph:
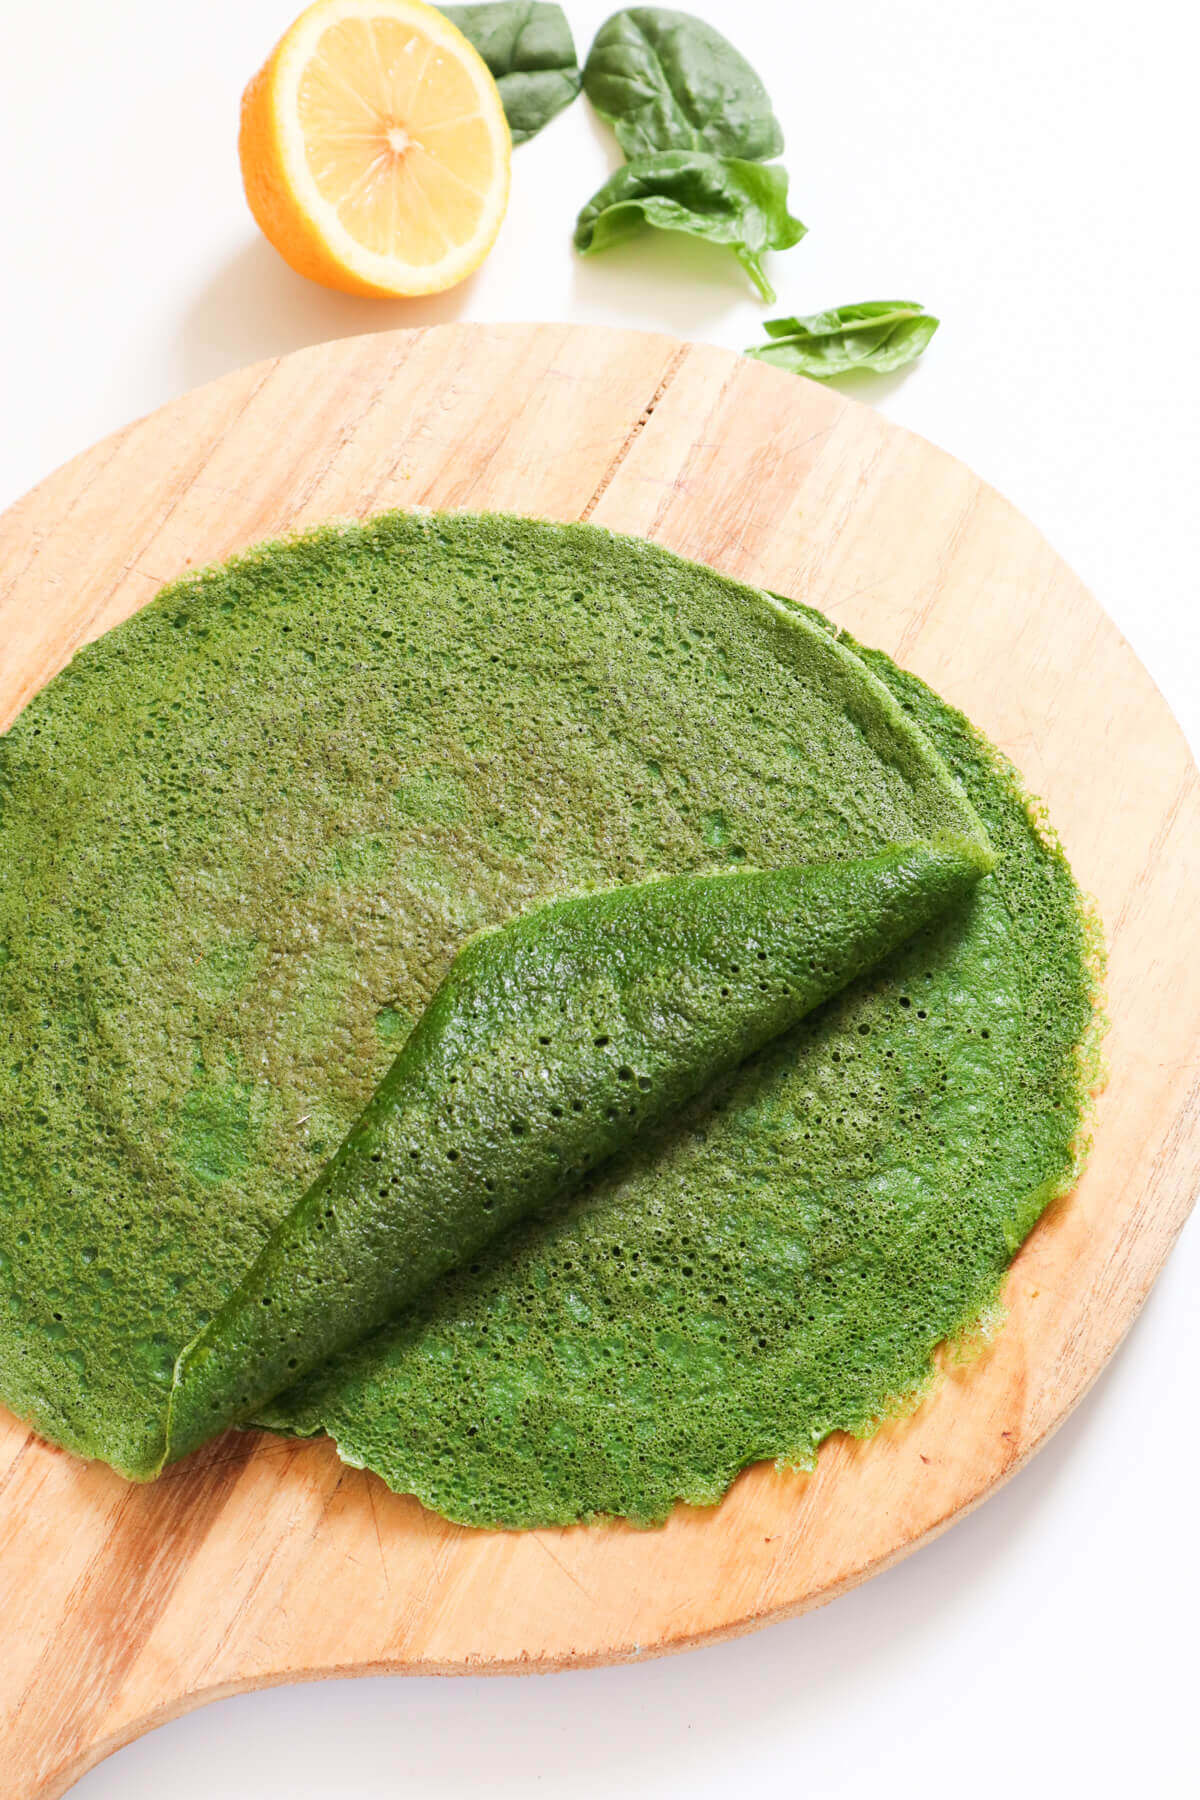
[
  {"x1": 583, "y1": 7, "x2": 783, "y2": 161},
  {"x1": 574, "y1": 151, "x2": 803, "y2": 301},
  {"x1": 747, "y1": 302, "x2": 939, "y2": 378},
  {"x1": 444, "y1": 2, "x2": 582, "y2": 144}
]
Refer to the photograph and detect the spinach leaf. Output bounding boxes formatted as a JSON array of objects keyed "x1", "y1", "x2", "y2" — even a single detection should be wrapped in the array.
[
  {"x1": 574, "y1": 151, "x2": 803, "y2": 300},
  {"x1": 444, "y1": 2, "x2": 581, "y2": 144},
  {"x1": 583, "y1": 7, "x2": 783, "y2": 161},
  {"x1": 747, "y1": 302, "x2": 939, "y2": 378}
]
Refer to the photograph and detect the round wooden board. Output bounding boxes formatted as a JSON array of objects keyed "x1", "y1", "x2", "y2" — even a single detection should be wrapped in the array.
[{"x1": 1, "y1": 324, "x2": 1198, "y2": 1797}]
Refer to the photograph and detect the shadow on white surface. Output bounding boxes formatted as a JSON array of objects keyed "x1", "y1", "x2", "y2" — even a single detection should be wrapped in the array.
[
  {"x1": 567, "y1": 225, "x2": 768, "y2": 334},
  {"x1": 170, "y1": 228, "x2": 764, "y2": 402},
  {"x1": 739, "y1": 357, "x2": 921, "y2": 412},
  {"x1": 171, "y1": 240, "x2": 486, "y2": 391},
  {"x1": 173, "y1": 231, "x2": 772, "y2": 405},
  {"x1": 814, "y1": 364, "x2": 920, "y2": 411},
  {"x1": 69, "y1": 1287, "x2": 1153, "y2": 1800}
]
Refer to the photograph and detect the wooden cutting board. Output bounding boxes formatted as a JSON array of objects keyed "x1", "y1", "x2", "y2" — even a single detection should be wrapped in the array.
[{"x1": 1, "y1": 323, "x2": 1197, "y2": 1798}]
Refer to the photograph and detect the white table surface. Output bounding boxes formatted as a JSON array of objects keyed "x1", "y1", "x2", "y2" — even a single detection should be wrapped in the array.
[{"x1": 3, "y1": 2, "x2": 1197, "y2": 1794}]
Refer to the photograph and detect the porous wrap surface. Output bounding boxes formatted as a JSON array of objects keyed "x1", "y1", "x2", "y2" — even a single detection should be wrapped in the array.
[{"x1": 0, "y1": 513, "x2": 1098, "y2": 1519}]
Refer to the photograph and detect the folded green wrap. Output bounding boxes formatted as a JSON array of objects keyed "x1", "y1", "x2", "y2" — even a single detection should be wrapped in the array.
[
  {"x1": 165, "y1": 839, "x2": 990, "y2": 1471},
  {"x1": 0, "y1": 512, "x2": 1099, "y2": 1523}
]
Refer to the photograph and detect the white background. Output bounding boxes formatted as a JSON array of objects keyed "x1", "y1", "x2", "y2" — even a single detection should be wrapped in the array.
[{"x1": 2, "y1": 1, "x2": 1197, "y2": 1794}]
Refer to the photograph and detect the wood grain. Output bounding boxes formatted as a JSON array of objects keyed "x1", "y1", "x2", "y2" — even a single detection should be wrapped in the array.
[{"x1": 0, "y1": 323, "x2": 1196, "y2": 1798}]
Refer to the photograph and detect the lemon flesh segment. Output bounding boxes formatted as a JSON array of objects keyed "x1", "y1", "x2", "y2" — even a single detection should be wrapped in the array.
[{"x1": 247, "y1": 0, "x2": 510, "y2": 297}]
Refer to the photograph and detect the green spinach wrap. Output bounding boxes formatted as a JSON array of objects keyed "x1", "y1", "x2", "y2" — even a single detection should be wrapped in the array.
[{"x1": 0, "y1": 513, "x2": 1100, "y2": 1522}]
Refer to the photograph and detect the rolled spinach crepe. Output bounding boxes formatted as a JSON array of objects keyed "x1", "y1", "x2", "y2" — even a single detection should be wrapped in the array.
[{"x1": 0, "y1": 513, "x2": 1100, "y2": 1522}]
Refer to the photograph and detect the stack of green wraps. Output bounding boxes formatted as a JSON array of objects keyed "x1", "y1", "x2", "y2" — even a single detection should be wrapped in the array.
[{"x1": 0, "y1": 513, "x2": 1100, "y2": 1526}]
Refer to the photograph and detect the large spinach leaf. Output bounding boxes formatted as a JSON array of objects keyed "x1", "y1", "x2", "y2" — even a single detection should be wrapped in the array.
[
  {"x1": 444, "y1": 2, "x2": 581, "y2": 144},
  {"x1": 583, "y1": 7, "x2": 783, "y2": 161},
  {"x1": 747, "y1": 302, "x2": 939, "y2": 378},
  {"x1": 574, "y1": 151, "x2": 804, "y2": 300}
]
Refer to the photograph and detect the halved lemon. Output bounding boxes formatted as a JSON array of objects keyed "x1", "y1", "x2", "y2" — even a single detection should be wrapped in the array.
[{"x1": 239, "y1": 0, "x2": 511, "y2": 297}]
